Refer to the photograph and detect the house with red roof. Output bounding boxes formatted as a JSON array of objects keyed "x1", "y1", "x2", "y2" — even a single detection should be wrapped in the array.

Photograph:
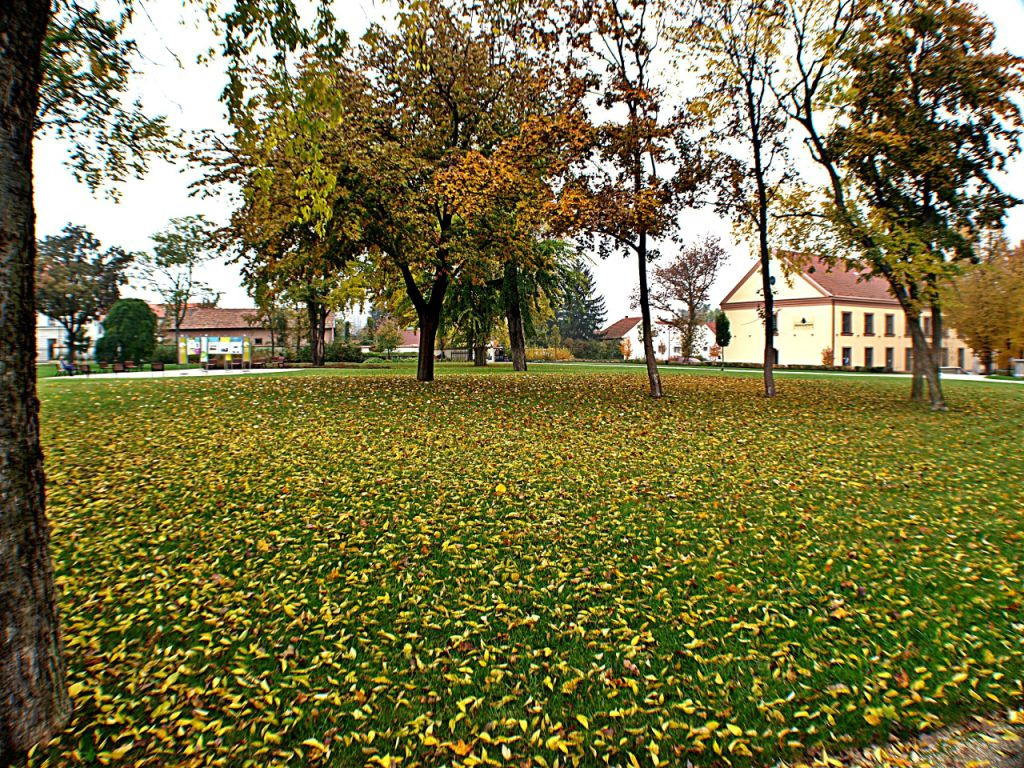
[
  {"x1": 719, "y1": 254, "x2": 978, "y2": 371},
  {"x1": 165, "y1": 306, "x2": 336, "y2": 348},
  {"x1": 598, "y1": 316, "x2": 715, "y2": 361}
]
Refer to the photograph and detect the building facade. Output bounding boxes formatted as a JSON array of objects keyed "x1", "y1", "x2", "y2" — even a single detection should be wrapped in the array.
[
  {"x1": 720, "y1": 255, "x2": 978, "y2": 372},
  {"x1": 35, "y1": 313, "x2": 103, "y2": 361},
  {"x1": 599, "y1": 316, "x2": 716, "y2": 361}
]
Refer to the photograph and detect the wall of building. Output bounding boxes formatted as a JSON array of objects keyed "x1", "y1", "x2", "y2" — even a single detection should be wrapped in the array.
[{"x1": 722, "y1": 302, "x2": 979, "y2": 371}]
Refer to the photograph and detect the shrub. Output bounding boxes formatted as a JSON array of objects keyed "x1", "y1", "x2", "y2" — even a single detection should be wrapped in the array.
[
  {"x1": 153, "y1": 344, "x2": 179, "y2": 364},
  {"x1": 325, "y1": 340, "x2": 364, "y2": 363},
  {"x1": 565, "y1": 338, "x2": 621, "y2": 360},
  {"x1": 525, "y1": 347, "x2": 572, "y2": 362},
  {"x1": 96, "y1": 298, "x2": 157, "y2": 363}
]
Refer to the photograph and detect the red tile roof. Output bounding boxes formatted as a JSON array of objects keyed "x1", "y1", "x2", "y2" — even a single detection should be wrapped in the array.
[
  {"x1": 173, "y1": 307, "x2": 335, "y2": 332},
  {"x1": 599, "y1": 316, "x2": 642, "y2": 339},
  {"x1": 399, "y1": 329, "x2": 420, "y2": 347},
  {"x1": 788, "y1": 254, "x2": 895, "y2": 302}
]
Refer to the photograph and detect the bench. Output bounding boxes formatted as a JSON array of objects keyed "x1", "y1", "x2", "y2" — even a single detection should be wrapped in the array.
[
  {"x1": 74, "y1": 363, "x2": 91, "y2": 376},
  {"x1": 939, "y1": 366, "x2": 963, "y2": 375},
  {"x1": 151, "y1": 361, "x2": 165, "y2": 373}
]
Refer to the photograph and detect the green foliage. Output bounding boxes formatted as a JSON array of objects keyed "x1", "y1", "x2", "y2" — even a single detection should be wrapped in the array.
[
  {"x1": 324, "y1": 340, "x2": 364, "y2": 364},
  {"x1": 138, "y1": 215, "x2": 218, "y2": 335},
  {"x1": 96, "y1": 298, "x2": 156, "y2": 363},
  {"x1": 715, "y1": 310, "x2": 732, "y2": 349},
  {"x1": 36, "y1": 224, "x2": 133, "y2": 362},
  {"x1": 372, "y1": 319, "x2": 404, "y2": 359},
  {"x1": 556, "y1": 257, "x2": 607, "y2": 341},
  {"x1": 38, "y1": 1, "x2": 173, "y2": 193},
  {"x1": 34, "y1": 371, "x2": 1024, "y2": 765},
  {"x1": 565, "y1": 337, "x2": 622, "y2": 360}
]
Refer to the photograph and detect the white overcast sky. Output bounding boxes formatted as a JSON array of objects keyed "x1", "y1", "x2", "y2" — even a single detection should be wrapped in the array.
[{"x1": 32, "y1": 0, "x2": 1024, "y2": 322}]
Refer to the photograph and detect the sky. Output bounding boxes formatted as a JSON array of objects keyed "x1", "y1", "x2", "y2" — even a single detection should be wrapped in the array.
[{"x1": 32, "y1": 0, "x2": 1024, "y2": 326}]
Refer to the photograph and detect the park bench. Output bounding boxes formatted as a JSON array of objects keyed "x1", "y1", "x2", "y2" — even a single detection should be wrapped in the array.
[
  {"x1": 75, "y1": 363, "x2": 91, "y2": 376},
  {"x1": 151, "y1": 361, "x2": 165, "y2": 373},
  {"x1": 124, "y1": 361, "x2": 136, "y2": 372},
  {"x1": 939, "y1": 366, "x2": 963, "y2": 375},
  {"x1": 112, "y1": 362, "x2": 125, "y2": 373},
  {"x1": 57, "y1": 361, "x2": 76, "y2": 376},
  {"x1": 97, "y1": 361, "x2": 110, "y2": 373}
]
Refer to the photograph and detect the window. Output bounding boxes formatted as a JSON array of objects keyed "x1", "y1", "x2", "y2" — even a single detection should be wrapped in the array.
[
  {"x1": 941, "y1": 347, "x2": 949, "y2": 367},
  {"x1": 864, "y1": 313, "x2": 875, "y2": 336},
  {"x1": 905, "y1": 348, "x2": 913, "y2": 371},
  {"x1": 255, "y1": 337, "x2": 263, "y2": 345},
  {"x1": 864, "y1": 347, "x2": 874, "y2": 368},
  {"x1": 772, "y1": 311, "x2": 779, "y2": 336},
  {"x1": 957, "y1": 348, "x2": 965, "y2": 370},
  {"x1": 841, "y1": 347, "x2": 852, "y2": 367},
  {"x1": 841, "y1": 312, "x2": 853, "y2": 335},
  {"x1": 885, "y1": 347, "x2": 894, "y2": 371},
  {"x1": 905, "y1": 317, "x2": 912, "y2": 336},
  {"x1": 885, "y1": 314, "x2": 895, "y2": 337},
  {"x1": 923, "y1": 316, "x2": 933, "y2": 335}
]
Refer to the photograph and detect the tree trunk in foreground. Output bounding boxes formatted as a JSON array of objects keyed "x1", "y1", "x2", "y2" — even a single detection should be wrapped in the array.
[
  {"x1": 503, "y1": 263, "x2": 527, "y2": 372},
  {"x1": 908, "y1": 318, "x2": 945, "y2": 410},
  {"x1": 473, "y1": 344, "x2": 487, "y2": 366},
  {"x1": 416, "y1": 307, "x2": 441, "y2": 382},
  {"x1": 636, "y1": 231, "x2": 663, "y2": 398},
  {"x1": 1, "y1": 2, "x2": 71, "y2": 763}
]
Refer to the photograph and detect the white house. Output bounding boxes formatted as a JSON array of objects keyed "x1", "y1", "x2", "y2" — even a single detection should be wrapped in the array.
[
  {"x1": 599, "y1": 316, "x2": 716, "y2": 362},
  {"x1": 36, "y1": 313, "x2": 102, "y2": 362}
]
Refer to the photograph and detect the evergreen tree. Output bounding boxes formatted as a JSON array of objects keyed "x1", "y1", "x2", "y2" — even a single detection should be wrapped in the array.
[
  {"x1": 556, "y1": 258, "x2": 608, "y2": 341},
  {"x1": 95, "y1": 299, "x2": 157, "y2": 364}
]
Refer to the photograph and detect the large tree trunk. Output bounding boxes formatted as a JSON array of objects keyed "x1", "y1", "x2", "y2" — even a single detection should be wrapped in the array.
[
  {"x1": 928, "y1": 302, "x2": 947, "y2": 410},
  {"x1": 416, "y1": 306, "x2": 441, "y2": 382},
  {"x1": 907, "y1": 317, "x2": 945, "y2": 410},
  {"x1": 636, "y1": 231, "x2": 663, "y2": 398},
  {"x1": 503, "y1": 263, "x2": 527, "y2": 372},
  {"x1": 306, "y1": 300, "x2": 327, "y2": 367},
  {"x1": 473, "y1": 344, "x2": 487, "y2": 367},
  {"x1": 1, "y1": 2, "x2": 71, "y2": 763}
]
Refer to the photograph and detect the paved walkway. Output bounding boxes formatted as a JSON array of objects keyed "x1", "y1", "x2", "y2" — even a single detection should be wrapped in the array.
[
  {"x1": 46, "y1": 367, "x2": 306, "y2": 382},
  {"x1": 543, "y1": 361, "x2": 1024, "y2": 385}
]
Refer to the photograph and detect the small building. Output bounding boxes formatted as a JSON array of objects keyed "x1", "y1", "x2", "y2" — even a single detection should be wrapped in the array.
[
  {"x1": 719, "y1": 254, "x2": 978, "y2": 372},
  {"x1": 599, "y1": 316, "x2": 715, "y2": 361},
  {"x1": 167, "y1": 306, "x2": 335, "y2": 349},
  {"x1": 35, "y1": 313, "x2": 102, "y2": 361}
]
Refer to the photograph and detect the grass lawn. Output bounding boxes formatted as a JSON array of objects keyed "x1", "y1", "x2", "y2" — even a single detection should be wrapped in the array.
[{"x1": 34, "y1": 369, "x2": 1024, "y2": 766}]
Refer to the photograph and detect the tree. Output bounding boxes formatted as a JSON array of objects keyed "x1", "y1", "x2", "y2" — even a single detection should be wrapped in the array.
[
  {"x1": 137, "y1": 215, "x2": 217, "y2": 347},
  {"x1": 95, "y1": 298, "x2": 157, "y2": 364},
  {"x1": 556, "y1": 256, "x2": 608, "y2": 341},
  {"x1": 3, "y1": 0, "x2": 177, "y2": 752},
  {"x1": 1, "y1": 7, "x2": 68, "y2": 758},
  {"x1": 373, "y1": 317, "x2": 403, "y2": 361},
  {"x1": 944, "y1": 235, "x2": 1023, "y2": 374},
  {"x1": 651, "y1": 235, "x2": 726, "y2": 361},
  {"x1": 714, "y1": 309, "x2": 732, "y2": 367},
  {"x1": 776, "y1": 0, "x2": 1024, "y2": 409},
  {"x1": 560, "y1": 0, "x2": 706, "y2": 398},
  {"x1": 35, "y1": 224, "x2": 133, "y2": 363},
  {"x1": 683, "y1": 0, "x2": 790, "y2": 397}
]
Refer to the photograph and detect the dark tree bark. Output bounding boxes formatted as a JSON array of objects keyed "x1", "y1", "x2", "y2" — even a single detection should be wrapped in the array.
[
  {"x1": 305, "y1": 300, "x2": 327, "y2": 367},
  {"x1": 636, "y1": 230, "x2": 663, "y2": 398},
  {"x1": 1, "y1": 1, "x2": 71, "y2": 763},
  {"x1": 416, "y1": 303, "x2": 442, "y2": 381},
  {"x1": 473, "y1": 344, "x2": 487, "y2": 366},
  {"x1": 400, "y1": 266, "x2": 447, "y2": 383},
  {"x1": 503, "y1": 262, "x2": 527, "y2": 372}
]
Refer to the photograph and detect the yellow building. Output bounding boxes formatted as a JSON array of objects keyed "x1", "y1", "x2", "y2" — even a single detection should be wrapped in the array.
[{"x1": 719, "y1": 255, "x2": 978, "y2": 372}]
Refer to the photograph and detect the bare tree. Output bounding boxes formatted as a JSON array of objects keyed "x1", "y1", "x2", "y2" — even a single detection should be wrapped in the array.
[{"x1": 651, "y1": 235, "x2": 726, "y2": 360}]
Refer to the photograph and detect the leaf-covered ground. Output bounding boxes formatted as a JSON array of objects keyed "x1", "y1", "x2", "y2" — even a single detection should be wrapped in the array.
[{"x1": 33, "y1": 370, "x2": 1024, "y2": 766}]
